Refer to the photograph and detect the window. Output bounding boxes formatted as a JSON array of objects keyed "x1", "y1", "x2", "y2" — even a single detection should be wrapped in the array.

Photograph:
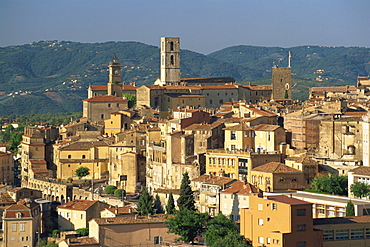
[
  {"x1": 10, "y1": 237, "x2": 15, "y2": 241},
  {"x1": 297, "y1": 224, "x2": 306, "y2": 231},
  {"x1": 297, "y1": 209, "x2": 306, "y2": 216},
  {"x1": 258, "y1": 204, "x2": 263, "y2": 211},
  {"x1": 258, "y1": 237, "x2": 264, "y2": 244},
  {"x1": 365, "y1": 228, "x2": 370, "y2": 238},
  {"x1": 170, "y1": 55, "x2": 174, "y2": 65},
  {"x1": 154, "y1": 236, "x2": 162, "y2": 245},
  {"x1": 323, "y1": 230, "x2": 334, "y2": 241},
  {"x1": 210, "y1": 100, "x2": 213, "y2": 104},
  {"x1": 258, "y1": 218, "x2": 264, "y2": 225},
  {"x1": 26, "y1": 236, "x2": 30, "y2": 241},
  {"x1": 231, "y1": 131, "x2": 236, "y2": 140},
  {"x1": 74, "y1": 213, "x2": 78, "y2": 219},
  {"x1": 101, "y1": 114, "x2": 104, "y2": 119},
  {"x1": 296, "y1": 241, "x2": 306, "y2": 247},
  {"x1": 20, "y1": 223, "x2": 25, "y2": 232},
  {"x1": 20, "y1": 237, "x2": 24, "y2": 241},
  {"x1": 335, "y1": 229, "x2": 349, "y2": 240},
  {"x1": 231, "y1": 145, "x2": 236, "y2": 151},
  {"x1": 12, "y1": 223, "x2": 17, "y2": 232},
  {"x1": 351, "y1": 228, "x2": 364, "y2": 239},
  {"x1": 82, "y1": 155, "x2": 86, "y2": 159},
  {"x1": 267, "y1": 238, "x2": 271, "y2": 244},
  {"x1": 318, "y1": 209, "x2": 325, "y2": 215},
  {"x1": 271, "y1": 203, "x2": 277, "y2": 210},
  {"x1": 81, "y1": 214, "x2": 84, "y2": 219},
  {"x1": 108, "y1": 103, "x2": 111, "y2": 107},
  {"x1": 66, "y1": 213, "x2": 71, "y2": 218}
]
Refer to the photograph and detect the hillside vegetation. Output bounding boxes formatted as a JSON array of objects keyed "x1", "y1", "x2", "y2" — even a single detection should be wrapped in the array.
[{"x1": 0, "y1": 41, "x2": 369, "y2": 115}]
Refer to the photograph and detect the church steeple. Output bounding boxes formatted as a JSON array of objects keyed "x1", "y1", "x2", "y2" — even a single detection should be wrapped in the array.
[{"x1": 108, "y1": 55, "x2": 123, "y2": 97}]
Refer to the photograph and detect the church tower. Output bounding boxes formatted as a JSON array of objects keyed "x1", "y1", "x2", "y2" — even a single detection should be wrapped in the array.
[
  {"x1": 160, "y1": 37, "x2": 180, "y2": 85},
  {"x1": 107, "y1": 55, "x2": 123, "y2": 97}
]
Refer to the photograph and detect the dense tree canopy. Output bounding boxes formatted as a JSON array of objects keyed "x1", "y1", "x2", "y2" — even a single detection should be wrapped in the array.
[
  {"x1": 166, "y1": 209, "x2": 208, "y2": 244},
  {"x1": 104, "y1": 185, "x2": 117, "y2": 195},
  {"x1": 310, "y1": 175, "x2": 348, "y2": 196},
  {"x1": 137, "y1": 188, "x2": 154, "y2": 216},
  {"x1": 75, "y1": 167, "x2": 90, "y2": 179},
  {"x1": 177, "y1": 172, "x2": 195, "y2": 211},
  {"x1": 351, "y1": 182, "x2": 370, "y2": 199}
]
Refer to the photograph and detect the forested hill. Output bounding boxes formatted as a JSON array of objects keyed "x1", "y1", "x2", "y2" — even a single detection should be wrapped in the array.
[{"x1": 0, "y1": 40, "x2": 369, "y2": 115}]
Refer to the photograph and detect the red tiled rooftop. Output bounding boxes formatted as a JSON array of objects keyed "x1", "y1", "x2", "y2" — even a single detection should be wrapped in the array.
[
  {"x1": 92, "y1": 214, "x2": 173, "y2": 225},
  {"x1": 58, "y1": 200, "x2": 98, "y2": 211},
  {"x1": 267, "y1": 195, "x2": 309, "y2": 205},
  {"x1": 90, "y1": 85, "x2": 107, "y2": 91},
  {"x1": 220, "y1": 180, "x2": 261, "y2": 195},
  {"x1": 83, "y1": 95, "x2": 128, "y2": 102},
  {"x1": 252, "y1": 162, "x2": 302, "y2": 173},
  {"x1": 60, "y1": 237, "x2": 99, "y2": 246}
]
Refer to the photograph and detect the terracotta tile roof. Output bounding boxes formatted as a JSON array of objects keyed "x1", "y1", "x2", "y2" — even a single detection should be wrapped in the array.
[
  {"x1": 57, "y1": 200, "x2": 98, "y2": 211},
  {"x1": 90, "y1": 85, "x2": 107, "y2": 91},
  {"x1": 92, "y1": 214, "x2": 172, "y2": 225},
  {"x1": 3, "y1": 204, "x2": 32, "y2": 218},
  {"x1": 58, "y1": 142, "x2": 93, "y2": 150},
  {"x1": 285, "y1": 155, "x2": 317, "y2": 164},
  {"x1": 32, "y1": 168, "x2": 49, "y2": 173},
  {"x1": 164, "y1": 85, "x2": 201, "y2": 90},
  {"x1": 60, "y1": 237, "x2": 99, "y2": 246},
  {"x1": 241, "y1": 106, "x2": 277, "y2": 117},
  {"x1": 0, "y1": 193, "x2": 15, "y2": 204},
  {"x1": 83, "y1": 95, "x2": 128, "y2": 102},
  {"x1": 267, "y1": 195, "x2": 309, "y2": 205},
  {"x1": 310, "y1": 86, "x2": 356, "y2": 93},
  {"x1": 122, "y1": 85, "x2": 138, "y2": 90},
  {"x1": 349, "y1": 166, "x2": 370, "y2": 176},
  {"x1": 201, "y1": 85, "x2": 238, "y2": 90},
  {"x1": 29, "y1": 159, "x2": 47, "y2": 164},
  {"x1": 253, "y1": 124, "x2": 280, "y2": 131},
  {"x1": 220, "y1": 180, "x2": 262, "y2": 195},
  {"x1": 223, "y1": 123, "x2": 253, "y2": 131},
  {"x1": 192, "y1": 174, "x2": 236, "y2": 186},
  {"x1": 252, "y1": 162, "x2": 302, "y2": 173},
  {"x1": 314, "y1": 215, "x2": 370, "y2": 225},
  {"x1": 103, "y1": 206, "x2": 137, "y2": 215}
]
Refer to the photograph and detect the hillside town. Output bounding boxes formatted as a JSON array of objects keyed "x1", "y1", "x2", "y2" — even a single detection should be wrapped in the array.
[{"x1": 1, "y1": 37, "x2": 370, "y2": 247}]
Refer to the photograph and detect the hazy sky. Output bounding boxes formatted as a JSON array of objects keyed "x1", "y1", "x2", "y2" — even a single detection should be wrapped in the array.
[{"x1": 1, "y1": 0, "x2": 369, "y2": 54}]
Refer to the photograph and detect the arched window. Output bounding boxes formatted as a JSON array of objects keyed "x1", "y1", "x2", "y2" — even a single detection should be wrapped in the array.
[{"x1": 170, "y1": 55, "x2": 174, "y2": 65}]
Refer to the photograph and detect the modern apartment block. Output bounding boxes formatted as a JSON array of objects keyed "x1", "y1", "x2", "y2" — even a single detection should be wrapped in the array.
[{"x1": 240, "y1": 194, "x2": 323, "y2": 247}]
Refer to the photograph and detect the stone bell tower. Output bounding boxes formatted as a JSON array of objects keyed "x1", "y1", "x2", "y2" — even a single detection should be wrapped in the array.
[
  {"x1": 160, "y1": 37, "x2": 180, "y2": 85},
  {"x1": 272, "y1": 66, "x2": 292, "y2": 100},
  {"x1": 107, "y1": 55, "x2": 123, "y2": 97}
]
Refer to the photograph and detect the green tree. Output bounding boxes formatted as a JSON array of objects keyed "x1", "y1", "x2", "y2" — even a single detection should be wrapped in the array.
[
  {"x1": 351, "y1": 182, "x2": 370, "y2": 198},
  {"x1": 123, "y1": 93, "x2": 137, "y2": 108},
  {"x1": 137, "y1": 188, "x2": 154, "y2": 216},
  {"x1": 8, "y1": 131, "x2": 23, "y2": 153},
  {"x1": 76, "y1": 228, "x2": 89, "y2": 236},
  {"x1": 346, "y1": 200, "x2": 355, "y2": 216},
  {"x1": 75, "y1": 167, "x2": 90, "y2": 179},
  {"x1": 104, "y1": 185, "x2": 117, "y2": 195},
  {"x1": 206, "y1": 214, "x2": 241, "y2": 246},
  {"x1": 177, "y1": 172, "x2": 195, "y2": 211},
  {"x1": 166, "y1": 192, "x2": 176, "y2": 214},
  {"x1": 166, "y1": 209, "x2": 208, "y2": 244},
  {"x1": 310, "y1": 175, "x2": 348, "y2": 196},
  {"x1": 213, "y1": 232, "x2": 251, "y2": 247},
  {"x1": 113, "y1": 188, "x2": 124, "y2": 197}
]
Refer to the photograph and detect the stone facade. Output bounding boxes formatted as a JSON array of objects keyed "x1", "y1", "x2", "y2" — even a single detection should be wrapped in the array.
[{"x1": 272, "y1": 66, "x2": 292, "y2": 100}]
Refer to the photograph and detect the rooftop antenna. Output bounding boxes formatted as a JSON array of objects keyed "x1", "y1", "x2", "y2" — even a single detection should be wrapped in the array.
[{"x1": 288, "y1": 51, "x2": 292, "y2": 68}]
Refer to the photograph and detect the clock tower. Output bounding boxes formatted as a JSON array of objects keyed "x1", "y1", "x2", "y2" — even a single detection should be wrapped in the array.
[{"x1": 108, "y1": 55, "x2": 123, "y2": 97}]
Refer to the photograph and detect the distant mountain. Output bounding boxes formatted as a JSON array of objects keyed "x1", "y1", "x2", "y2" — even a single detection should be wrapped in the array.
[{"x1": 0, "y1": 41, "x2": 369, "y2": 115}]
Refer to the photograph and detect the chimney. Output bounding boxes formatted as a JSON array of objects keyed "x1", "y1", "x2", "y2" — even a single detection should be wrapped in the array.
[{"x1": 135, "y1": 214, "x2": 138, "y2": 219}]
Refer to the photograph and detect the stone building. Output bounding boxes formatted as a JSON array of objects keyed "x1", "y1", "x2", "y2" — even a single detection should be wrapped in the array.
[
  {"x1": 272, "y1": 65, "x2": 292, "y2": 100},
  {"x1": 0, "y1": 150, "x2": 14, "y2": 185}
]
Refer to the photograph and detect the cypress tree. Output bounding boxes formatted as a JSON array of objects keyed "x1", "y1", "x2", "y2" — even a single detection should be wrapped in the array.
[
  {"x1": 346, "y1": 200, "x2": 355, "y2": 216},
  {"x1": 137, "y1": 188, "x2": 154, "y2": 216},
  {"x1": 166, "y1": 192, "x2": 176, "y2": 214},
  {"x1": 177, "y1": 172, "x2": 195, "y2": 211}
]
